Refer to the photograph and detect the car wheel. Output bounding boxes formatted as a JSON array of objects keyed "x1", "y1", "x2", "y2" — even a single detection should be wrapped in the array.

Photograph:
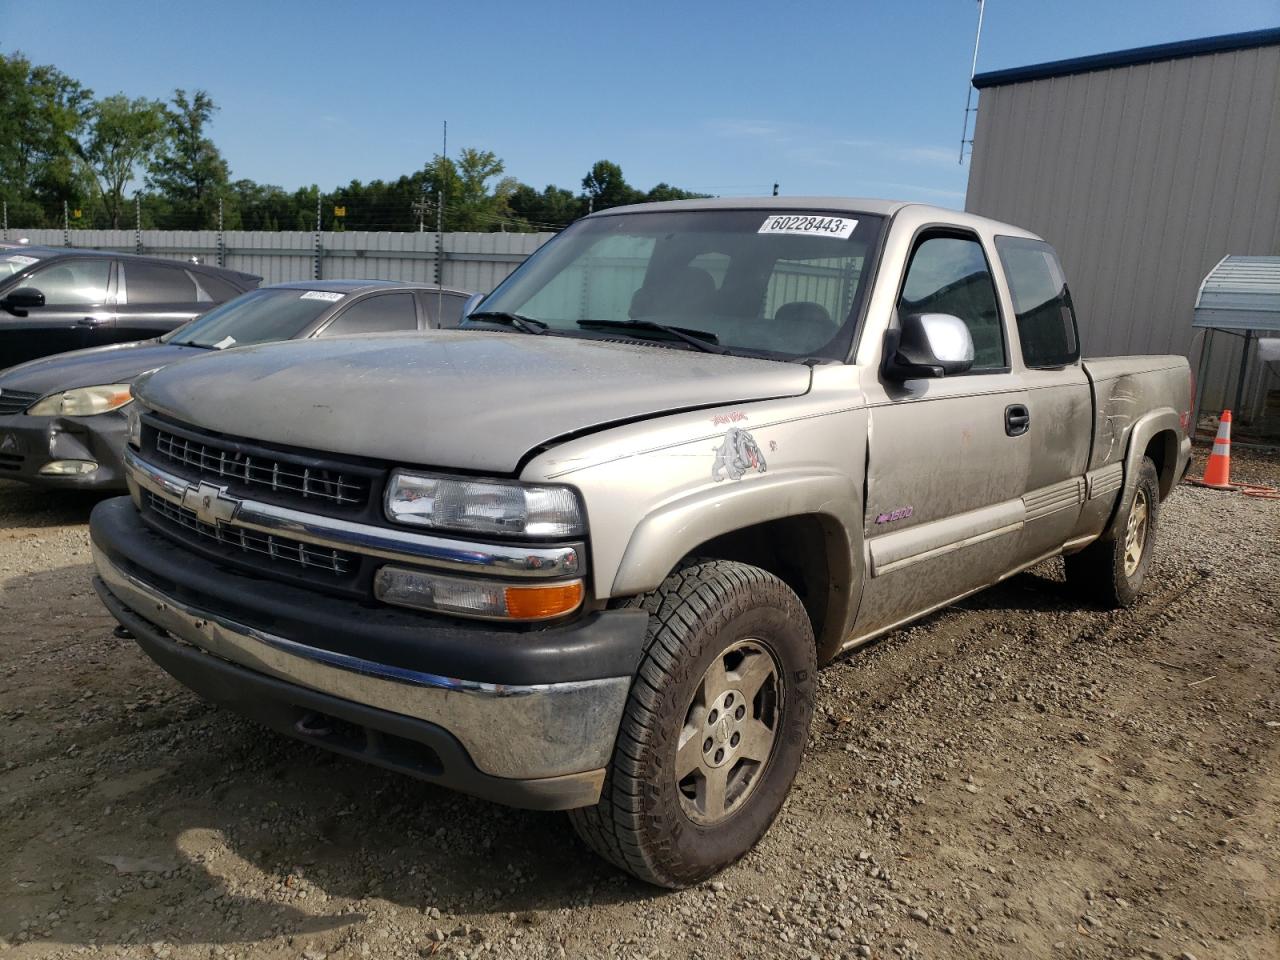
[
  {"x1": 569, "y1": 559, "x2": 816, "y2": 888},
  {"x1": 1064, "y1": 456, "x2": 1161, "y2": 608}
]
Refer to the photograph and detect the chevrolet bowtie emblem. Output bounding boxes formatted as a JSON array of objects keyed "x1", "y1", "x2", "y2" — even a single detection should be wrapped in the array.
[{"x1": 182, "y1": 481, "x2": 239, "y2": 527}]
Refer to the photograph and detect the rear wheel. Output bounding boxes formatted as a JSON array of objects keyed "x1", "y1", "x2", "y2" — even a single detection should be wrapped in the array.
[
  {"x1": 569, "y1": 559, "x2": 816, "y2": 888},
  {"x1": 1065, "y1": 456, "x2": 1160, "y2": 607}
]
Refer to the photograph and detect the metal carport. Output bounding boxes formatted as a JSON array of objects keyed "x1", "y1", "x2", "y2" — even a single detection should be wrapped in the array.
[{"x1": 1193, "y1": 256, "x2": 1280, "y2": 438}]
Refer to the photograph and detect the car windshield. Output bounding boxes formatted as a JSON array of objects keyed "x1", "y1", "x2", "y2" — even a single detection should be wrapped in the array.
[
  {"x1": 0, "y1": 251, "x2": 44, "y2": 279},
  {"x1": 164, "y1": 288, "x2": 345, "y2": 349},
  {"x1": 476, "y1": 209, "x2": 884, "y2": 360}
]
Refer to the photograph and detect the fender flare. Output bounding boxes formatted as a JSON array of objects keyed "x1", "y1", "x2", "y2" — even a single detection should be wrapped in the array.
[
  {"x1": 1103, "y1": 407, "x2": 1183, "y2": 540},
  {"x1": 609, "y1": 471, "x2": 865, "y2": 657}
]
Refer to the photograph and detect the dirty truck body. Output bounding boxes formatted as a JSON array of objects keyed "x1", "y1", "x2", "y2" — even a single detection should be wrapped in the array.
[{"x1": 89, "y1": 198, "x2": 1192, "y2": 887}]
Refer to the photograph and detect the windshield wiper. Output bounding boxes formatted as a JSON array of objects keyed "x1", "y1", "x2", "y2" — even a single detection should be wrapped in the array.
[
  {"x1": 576, "y1": 319, "x2": 726, "y2": 354},
  {"x1": 466, "y1": 310, "x2": 547, "y2": 335}
]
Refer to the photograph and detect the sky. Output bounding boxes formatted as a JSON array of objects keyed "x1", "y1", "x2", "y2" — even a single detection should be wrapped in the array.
[{"x1": 7, "y1": 0, "x2": 1278, "y2": 209}]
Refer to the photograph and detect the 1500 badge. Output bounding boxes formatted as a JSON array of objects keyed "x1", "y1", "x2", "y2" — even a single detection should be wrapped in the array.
[{"x1": 712, "y1": 427, "x2": 767, "y2": 482}]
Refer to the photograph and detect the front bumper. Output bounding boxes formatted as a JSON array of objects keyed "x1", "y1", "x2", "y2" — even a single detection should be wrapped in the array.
[
  {"x1": 90, "y1": 497, "x2": 650, "y2": 810},
  {"x1": 0, "y1": 411, "x2": 129, "y2": 489}
]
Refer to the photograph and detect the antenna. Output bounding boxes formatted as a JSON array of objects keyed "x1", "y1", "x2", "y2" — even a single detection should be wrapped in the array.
[{"x1": 959, "y1": 0, "x2": 986, "y2": 163}]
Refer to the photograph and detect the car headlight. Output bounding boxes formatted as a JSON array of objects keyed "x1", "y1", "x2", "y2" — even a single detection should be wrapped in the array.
[
  {"x1": 27, "y1": 384, "x2": 133, "y2": 417},
  {"x1": 385, "y1": 469, "x2": 584, "y2": 537},
  {"x1": 126, "y1": 402, "x2": 143, "y2": 449}
]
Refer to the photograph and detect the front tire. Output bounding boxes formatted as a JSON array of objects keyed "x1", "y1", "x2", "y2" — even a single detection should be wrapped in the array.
[
  {"x1": 1065, "y1": 456, "x2": 1161, "y2": 607},
  {"x1": 569, "y1": 559, "x2": 816, "y2": 888}
]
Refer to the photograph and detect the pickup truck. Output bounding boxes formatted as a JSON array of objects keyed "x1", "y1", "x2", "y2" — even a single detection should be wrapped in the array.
[{"x1": 89, "y1": 198, "x2": 1192, "y2": 888}]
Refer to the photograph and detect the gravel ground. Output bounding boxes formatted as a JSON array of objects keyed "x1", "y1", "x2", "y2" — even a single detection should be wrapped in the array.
[{"x1": 1, "y1": 447, "x2": 1277, "y2": 960}]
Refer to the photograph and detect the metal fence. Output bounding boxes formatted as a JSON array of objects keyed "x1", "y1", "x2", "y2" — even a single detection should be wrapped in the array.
[{"x1": 2, "y1": 228, "x2": 556, "y2": 293}]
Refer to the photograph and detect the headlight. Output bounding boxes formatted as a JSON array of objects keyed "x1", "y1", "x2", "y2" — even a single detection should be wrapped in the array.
[
  {"x1": 126, "y1": 403, "x2": 143, "y2": 449},
  {"x1": 27, "y1": 384, "x2": 133, "y2": 417},
  {"x1": 385, "y1": 469, "x2": 584, "y2": 537}
]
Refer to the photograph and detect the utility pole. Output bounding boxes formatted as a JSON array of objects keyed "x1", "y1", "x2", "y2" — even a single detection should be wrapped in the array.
[
  {"x1": 959, "y1": 0, "x2": 987, "y2": 163},
  {"x1": 135, "y1": 193, "x2": 143, "y2": 254},
  {"x1": 63, "y1": 200, "x2": 70, "y2": 245},
  {"x1": 2, "y1": 200, "x2": 7, "y2": 242},
  {"x1": 217, "y1": 196, "x2": 225, "y2": 267}
]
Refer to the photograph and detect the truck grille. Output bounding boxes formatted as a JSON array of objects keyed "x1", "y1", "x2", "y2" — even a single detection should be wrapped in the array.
[
  {"x1": 0, "y1": 390, "x2": 39, "y2": 415},
  {"x1": 154, "y1": 427, "x2": 369, "y2": 508},
  {"x1": 145, "y1": 491, "x2": 354, "y2": 575}
]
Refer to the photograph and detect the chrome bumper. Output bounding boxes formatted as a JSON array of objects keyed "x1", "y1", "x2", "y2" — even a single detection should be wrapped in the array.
[{"x1": 93, "y1": 543, "x2": 629, "y2": 783}]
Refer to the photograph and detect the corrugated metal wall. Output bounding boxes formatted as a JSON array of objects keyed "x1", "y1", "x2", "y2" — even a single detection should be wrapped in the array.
[
  {"x1": 4, "y1": 229, "x2": 555, "y2": 293},
  {"x1": 965, "y1": 42, "x2": 1280, "y2": 422}
]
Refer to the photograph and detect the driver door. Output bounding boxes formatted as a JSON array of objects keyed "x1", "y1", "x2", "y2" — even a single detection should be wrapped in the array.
[
  {"x1": 0, "y1": 258, "x2": 115, "y2": 367},
  {"x1": 853, "y1": 230, "x2": 1031, "y2": 637}
]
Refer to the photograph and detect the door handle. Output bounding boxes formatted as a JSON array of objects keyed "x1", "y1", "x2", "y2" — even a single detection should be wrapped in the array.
[
  {"x1": 76, "y1": 317, "x2": 97, "y2": 326},
  {"x1": 1005, "y1": 404, "x2": 1031, "y2": 437}
]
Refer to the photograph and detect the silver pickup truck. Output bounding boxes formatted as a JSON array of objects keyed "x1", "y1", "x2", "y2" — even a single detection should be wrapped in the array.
[{"x1": 89, "y1": 198, "x2": 1192, "y2": 887}]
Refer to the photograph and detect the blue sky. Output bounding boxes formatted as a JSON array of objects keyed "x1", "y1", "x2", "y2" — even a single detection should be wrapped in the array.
[{"x1": 8, "y1": 0, "x2": 1278, "y2": 208}]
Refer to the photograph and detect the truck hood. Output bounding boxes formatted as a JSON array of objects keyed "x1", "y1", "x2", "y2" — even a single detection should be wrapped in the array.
[
  {"x1": 0, "y1": 340, "x2": 204, "y2": 397},
  {"x1": 137, "y1": 330, "x2": 812, "y2": 473}
]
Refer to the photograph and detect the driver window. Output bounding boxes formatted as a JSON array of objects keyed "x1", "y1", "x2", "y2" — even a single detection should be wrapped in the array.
[
  {"x1": 26, "y1": 259, "x2": 111, "y2": 306},
  {"x1": 899, "y1": 235, "x2": 1006, "y2": 371}
]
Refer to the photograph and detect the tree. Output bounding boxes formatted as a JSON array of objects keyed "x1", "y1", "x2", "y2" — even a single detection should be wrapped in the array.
[
  {"x1": 509, "y1": 183, "x2": 583, "y2": 230},
  {"x1": 646, "y1": 182, "x2": 707, "y2": 203},
  {"x1": 423, "y1": 148, "x2": 518, "y2": 231},
  {"x1": 582, "y1": 159, "x2": 642, "y2": 212},
  {"x1": 77, "y1": 95, "x2": 166, "y2": 228},
  {"x1": 0, "y1": 52, "x2": 93, "y2": 226},
  {"x1": 148, "y1": 89, "x2": 229, "y2": 227}
]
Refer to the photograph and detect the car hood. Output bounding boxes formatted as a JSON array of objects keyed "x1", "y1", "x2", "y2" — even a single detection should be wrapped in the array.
[
  {"x1": 0, "y1": 340, "x2": 204, "y2": 397},
  {"x1": 137, "y1": 330, "x2": 812, "y2": 473}
]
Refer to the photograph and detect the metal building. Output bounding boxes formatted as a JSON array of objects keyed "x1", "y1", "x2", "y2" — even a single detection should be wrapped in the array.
[{"x1": 964, "y1": 27, "x2": 1280, "y2": 432}]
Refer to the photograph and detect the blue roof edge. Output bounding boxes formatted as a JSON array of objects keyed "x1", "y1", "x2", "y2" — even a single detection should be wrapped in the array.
[{"x1": 973, "y1": 26, "x2": 1280, "y2": 89}]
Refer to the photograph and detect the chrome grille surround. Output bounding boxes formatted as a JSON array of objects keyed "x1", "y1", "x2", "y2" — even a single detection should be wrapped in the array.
[
  {"x1": 124, "y1": 446, "x2": 583, "y2": 580},
  {"x1": 145, "y1": 490, "x2": 353, "y2": 575},
  {"x1": 154, "y1": 427, "x2": 368, "y2": 507}
]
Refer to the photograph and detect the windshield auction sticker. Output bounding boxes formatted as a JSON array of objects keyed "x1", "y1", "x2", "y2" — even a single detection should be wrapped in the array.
[
  {"x1": 300, "y1": 290, "x2": 344, "y2": 301},
  {"x1": 4, "y1": 255, "x2": 38, "y2": 266},
  {"x1": 758, "y1": 215, "x2": 858, "y2": 239}
]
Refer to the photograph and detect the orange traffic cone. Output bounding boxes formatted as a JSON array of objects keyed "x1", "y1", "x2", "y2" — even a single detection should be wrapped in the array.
[{"x1": 1187, "y1": 410, "x2": 1238, "y2": 490}]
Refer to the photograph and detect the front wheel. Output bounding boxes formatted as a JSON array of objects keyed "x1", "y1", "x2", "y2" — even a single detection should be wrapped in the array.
[
  {"x1": 569, "y1": 559, "x2": 816, "y2": 888},
  {"x1": 1064, "y1": 456, "x2": 1161, "y2": 607}
]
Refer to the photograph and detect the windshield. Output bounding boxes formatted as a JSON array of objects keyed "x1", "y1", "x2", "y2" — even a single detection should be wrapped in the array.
[
  {"x1": 164, "y1": 288, "x2": 345, "y2": 348},
  {"x1": 0, "y1": 251, "x2": 44, "y2": 279},
  {"x1": 477, "y1": 209, "x2": 884, "y2": 360}
]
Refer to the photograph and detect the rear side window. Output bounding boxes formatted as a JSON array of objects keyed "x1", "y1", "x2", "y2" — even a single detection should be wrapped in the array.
[
  {"x1": 423, "y1": 291, "x2": 467, "y2": 327},
  {"x1": 189, "y1": 271, "x2": 243, "y2": 303},
  {"x1": 995, "y1": 237, "x2": 1079, "y2": 368},
  {"x1": 899, "y1": 234, "x2": 1006, "y2": 370},
  {"x1": 319, "y1": 293, "x2": 418, "y2": 336},
  {"x1": 122, "y1": 261, "x2": 197, "y2": 303}
]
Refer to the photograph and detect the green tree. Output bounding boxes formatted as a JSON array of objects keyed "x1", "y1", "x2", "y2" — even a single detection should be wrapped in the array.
[
  {"x1": 646, "y1": 182, "x2": 707, "y2": 203},
  {"x1": 148, "y1": 89, "x2": 229, "y2": 228},
  {"x1": 77, "y1": 94, "x2": 166, "y2": 228},
  {"x1": 582, "y1": 159, "x2": 642, "y2": 212},
  {"x1": 509, "y1": 183, "x2": 583, "y2": 230},
  {"x1": 0, "y1": 52, "x2": 93, "y2": 226}
]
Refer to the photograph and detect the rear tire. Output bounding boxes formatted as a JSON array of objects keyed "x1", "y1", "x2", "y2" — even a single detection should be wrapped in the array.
[
  {"x1": 569, "y1": 559, "x2": 816, "y2": 888},
  {"x1": 1064, "y1": 456, "x2": 1160, "y2": 608}
]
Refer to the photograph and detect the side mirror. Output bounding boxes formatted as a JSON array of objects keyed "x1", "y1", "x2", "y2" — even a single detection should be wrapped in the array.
[
  {"x1": 1, "y1": 286, "x2": 45, "y2": 316},
  {"x1": 883, "y1": 312, "x2": 975, "y2": 380},
  {"x1": 461, "y1": 292, "x2": 485, "y2": 319}
]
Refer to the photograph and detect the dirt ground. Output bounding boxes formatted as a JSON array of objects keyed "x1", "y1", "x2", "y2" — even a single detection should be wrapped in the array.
[{"x1": 1, "y1": 448, "x2": 1277, "y2": 960}]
